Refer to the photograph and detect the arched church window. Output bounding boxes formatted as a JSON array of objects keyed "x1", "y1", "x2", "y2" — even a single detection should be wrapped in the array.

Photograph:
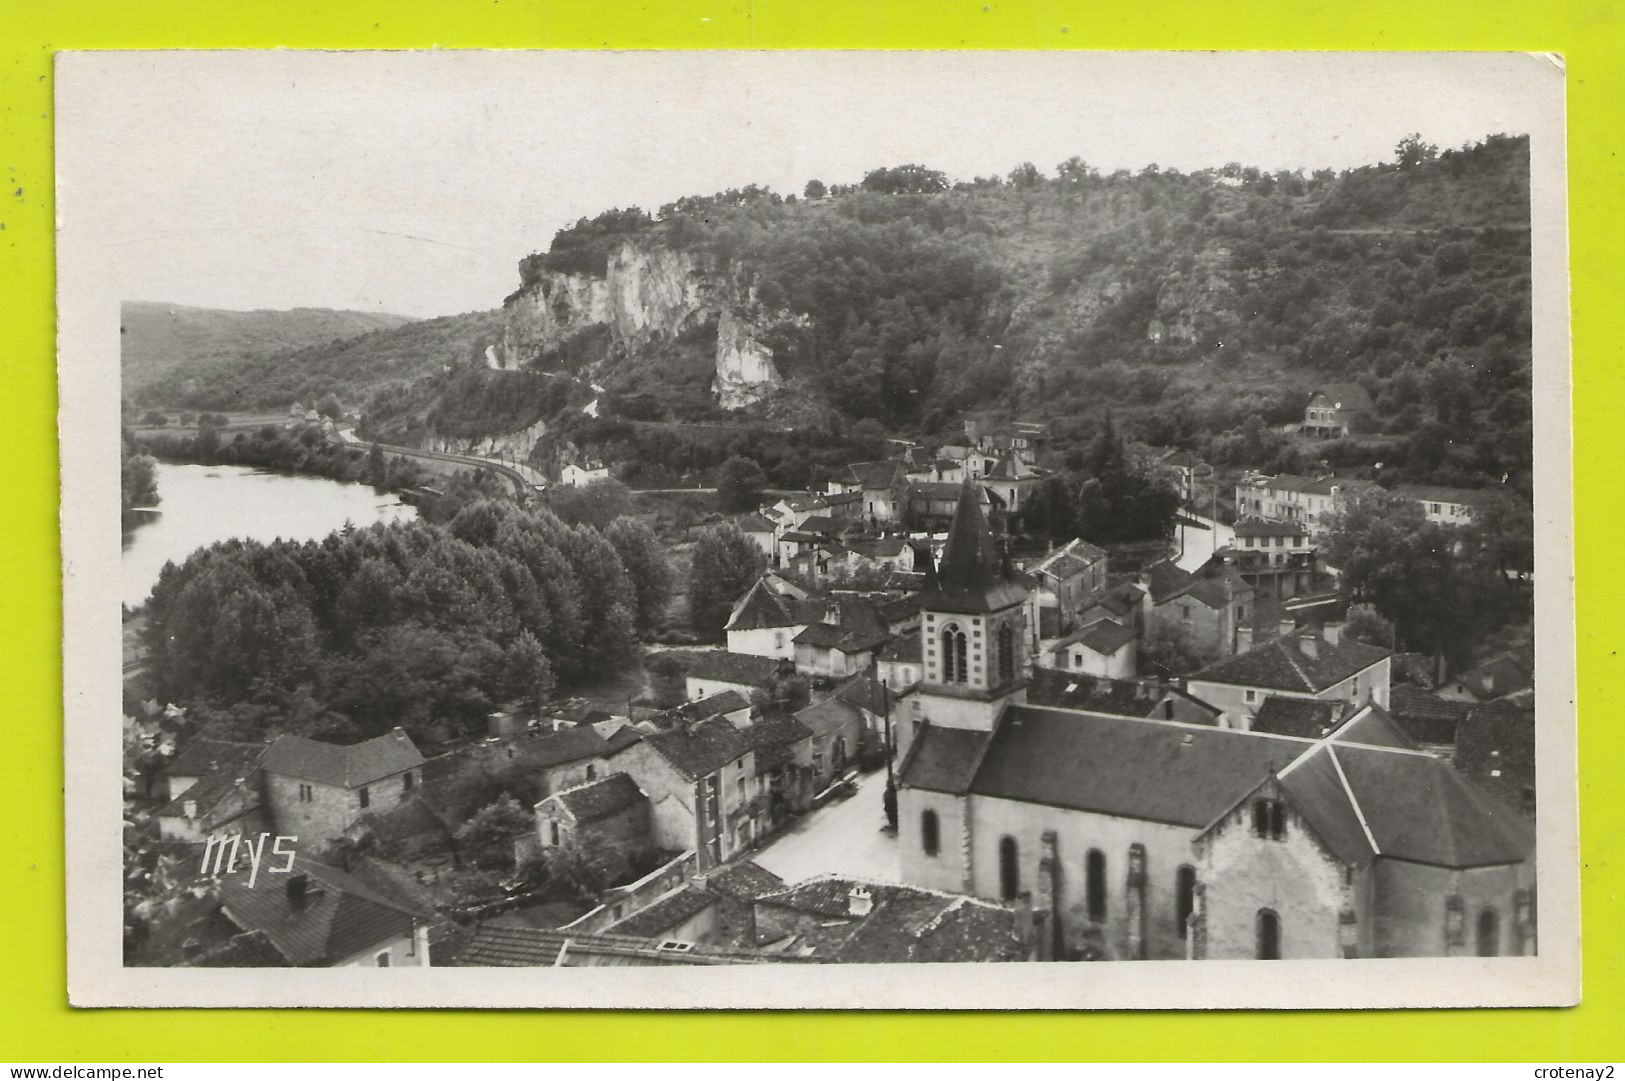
[
  {"x1": 998, "y1": 835, "x2": 1020, "y2": 900},
  {"x1": 940, "y1": 624, "x2": 968, "y2": 684}
]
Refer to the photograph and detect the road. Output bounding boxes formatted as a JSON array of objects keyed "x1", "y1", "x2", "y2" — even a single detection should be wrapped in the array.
[
  {"x1": 1174, "y1": 508, "x2": 1233, "y2": 572},
  {"x1": 752, "y1": 768, "x2": 901, "y2": 885},
  {"x1": 334, "y1": 428, "x2": 542, "y2": 498}
]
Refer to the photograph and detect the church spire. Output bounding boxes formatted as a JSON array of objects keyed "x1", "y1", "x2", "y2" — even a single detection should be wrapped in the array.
[{"x1": 920, "y1": 480, "x2": 1028, "y2": 614}]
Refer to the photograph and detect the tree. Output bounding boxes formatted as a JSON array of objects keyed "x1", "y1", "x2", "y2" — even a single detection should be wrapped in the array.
[
  {"x1": 454, "y1": 794, "x2": 532, "y2": 868},
  {"x1": 502, "y1": 628, "x2": 557, "y2": 710},
  {"x1": 1021, "y1": 474, "x2": 1080, "y2": 544},
  {"x1": 316, "y1": 394, "x2": 344, "y2": 420},
  {"x1": 687, "y1": 523, "x2": 767, "y2": 637},
  {"x1": 366, "y1": 442, "x2": 387, "y2": 488},
  {"x1": 120, "y1": 447, "x2": 160, "y2": 513},
  {"x1": 1007, "y1": 161, "x2": 1044, "y2": 190},
  {"x1": 605, "y1": 517, "x2": 675, "y2": 633},
  {"x1": 803, "y1": 179, "x2": 827, "y2": 200},
  {"x1": 1395, "y1": 133, "x2": 1438, "y2": 170},
  {"x1": 1343, "y1": 603, "x2": 1396, "y2": 648},
  {"x1": 643, "y1": 653, "x2": 689, "y2": 709},
  {"x1": 716, "y1": 455, "x2": 768, "y2": 512},
  {"x1": 548, "y1": 478, "x2": 633, "y2": 530},
  {"x1": 1141, "y1": 613, "x2": 1214, "y2": 676},
  {"x1": 524, "y1": 833, "x2": 625, "y2": 901},
  {"x1": 559, "y1": 526, "x2": 639, "y2": 671},
  {"x1": 1469, "y1": 491, "x2": 1534, "y2": 576}
]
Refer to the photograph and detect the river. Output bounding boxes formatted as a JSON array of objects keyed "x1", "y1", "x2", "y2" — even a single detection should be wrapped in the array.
[{"x1": 121, "y1": 463, "x2": 418, "y2": 608}]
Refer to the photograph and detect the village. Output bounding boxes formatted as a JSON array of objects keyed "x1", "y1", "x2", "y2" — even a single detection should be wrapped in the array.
[{"x1": 122, "y1": 385, "x2": 1537, "y2": 970}]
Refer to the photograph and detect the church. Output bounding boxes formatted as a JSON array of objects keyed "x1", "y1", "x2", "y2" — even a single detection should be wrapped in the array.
[{"x1": 894, "y1": 482, "x2": 1535, "y2": 961}]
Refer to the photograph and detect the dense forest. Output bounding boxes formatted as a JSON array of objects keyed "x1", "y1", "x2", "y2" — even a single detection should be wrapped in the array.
[
  {"x1": 131, "y1": 134, "x2": 1533, "y2": 497},
  {"x1": 121, "y1": 301, "x2": 417, "y2": 399},
  {"x1": 133, "y1": 500, "x2": 672, "y2": 747},
  {"x1": 133, "y1": 308, "x2": 503, "y2": 414}
]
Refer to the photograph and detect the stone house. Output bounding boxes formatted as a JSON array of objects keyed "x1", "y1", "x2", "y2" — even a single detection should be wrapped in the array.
[
  {"x1": 260, "y1": 729, "x2": 426, "y2": 847},
  {"x1": 1192, "y1": 707, "x2": 1535, "y2": 959},
  {"x1": 155, "y1": 768, "x2": 267, "y2": 844},
  {"x1": 1023, "y1": 538, "x2": 1110, "y2": 641},
  {"x1": 1043, "y1": 619, "x2": 1137, "y2": 680},
  {"x1": 560, "y1": 460, "x2": 610, "y2": 487},
  {"x1": 793, "y1": 695, "x2": 866, "y2": 787},
  {"x1": 652, "y1": 649, "x2": 789, "y2": 702},
  {"x1": 1185, "y1": 628, "x2": 1391, "y2": 730},
  {"x1": 733, "y1": 512, "x2": 778, "y2": 560},
  {"x1": 1301, "y1": 383, "x2": 1375, "y2": 438},
  {"x1": 480, "y1": 724, "x2": 616, "y2": 798},
  {"x1": 1223, "y1": 516, "x2": 1318, "y2": 599},
  {"x1": 606, "y1": 715, "x2": 766, "y2": 868},
  {"x1": 839, "y1": 460, "x2": 908, "y2": 523},
  {"x1": 976, "y1": 451, "x2": 1042, "y2": 515},
  {"x1": 534, "y1": 771, "x2": 652, "y2": 871},
  {"x1": 1144, "y1": 559, "x2": 1252, "y2": 658},
  {"x1": 1234, "y1": 472, "x2": 1378, "y2": 535},
  {"x1": 1023, "y1": 669, "x2": 1221, "y2": 727}
]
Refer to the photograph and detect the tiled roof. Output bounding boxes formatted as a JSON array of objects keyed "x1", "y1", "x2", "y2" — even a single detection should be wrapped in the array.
[
  {"x1": 741, "y1": 712, "x2": 814, "y2": 770},
  {"x1": 734, "y1": 513, "x2": 777, "y2": 533},
  {"x1": 653, "y1": 649, "x2": 785, "y2": 688},
  {"x1": 603, "y1": 885, "x2": 718, "y2": 938},
  {"x1": 847, "y1": 460, "x2": 904, "y2": 489},
  {"x1": 798, "y1": 514, "x2": 841, "y2": 536},
  {"x1": 649, "y1": 689, "x2": 752, "y2": 729},
  {"x1": 879, "y1": 628, "x2": 921, "y2": 663},
  {"x1": 351, "y1": 795, "x2": 453, "y2": 844},
  {"x1": 1233, "y1": 515, "x2": 1311, "y2": 538},
  {"x1": 1393, "y1": 484, "x2": 1496, "y2": 507},
  {"x1": 1311, "y1": 383, "x2": 1375, "y2": 412},
  {"x1": 969, "y1": 707, "x2": 1309, "y2": 827},
  {"x1": 516, "y1": 725, "x2": 610, "y2": 769},
  {"x1": 1023, "y1": 669, "x2": 1165, "y2": 718},
  {"x1": 216, "y1": 857, "x2": 427, "y2": 966},
  {"x1": 794, "y1": 695, "x2": 865, "y2": 738},
  {"x1": 163, "y1": 738, "x2": 266, "y2": 781},
  {"x1": 643, "y1": 715, "x2": 753, "y2": 780},
  {"x1": 1452, "y1": 650, "x2": 1535, "y2": 701},
  {"x1": 698, "y1": 860, "x2": 785, "y2": 902},
  {"x1": 1249, "y1": 696, "x2": 1345, "y2": 739},
  {"x1": 753, "y1": 876, "x2": 1025, "y2": 963},
  {"x1": 191, "y1": 929, "x2": 291, "y2": 967},
  {"x1": 453, "y1": 924, "x2": 793, "y2": 966},
  {"x1": 1242, "y1": 473, "x2": 1378, "y2": 498},
  {"x1": 156, "y1": 768, "x2": 260, "y2": 822},
  {"x1": 1453, "y1": 703, "x2": 1536, "y2": 816},
  {"x1": 547, "y1": 772, "x2": 648, "y2": 824},
  {"x1": 260, "y1": 729, "x2": 424, "y2": 789},
  {"x1": 601, "y1": 725, "x2": 645, "y2": 755},
  {"x1": 1064, "y1": 619, "x2": 1136, "y2": 656},
  {"x1": 1388, "y1": 684, "x2": 1473, "y2": 745},
  {"x1": 1082, "y1": 581, "x2": 1146, "y2": 619},
  {"x1": 835, "y1": 674, "x2": 895, "y2": 715},
  {"x1": 1190, "y1": 632, "x2": 1390, "y2": 694},
  {"x1": 897, "y1": 723, "x2": 994, "y2": 795}
]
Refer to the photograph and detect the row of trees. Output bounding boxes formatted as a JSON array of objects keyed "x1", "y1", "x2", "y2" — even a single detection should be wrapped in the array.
[{"x1": 137, "y1": 499, "x2": 673, "y2": 745}]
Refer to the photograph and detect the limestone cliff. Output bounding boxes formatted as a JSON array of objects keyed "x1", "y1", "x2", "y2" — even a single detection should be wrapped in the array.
[{"x1": 501, "y1": 240, "x2": 784, "y2": 409}]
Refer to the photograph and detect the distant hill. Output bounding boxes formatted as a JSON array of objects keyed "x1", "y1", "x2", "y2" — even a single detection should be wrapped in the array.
[
  {"x1": 132, "y1": 307, "x2": 506, "y2": 413},
  {"x1": 121, "y1": 301, "x2": 418, "y2": 397}
]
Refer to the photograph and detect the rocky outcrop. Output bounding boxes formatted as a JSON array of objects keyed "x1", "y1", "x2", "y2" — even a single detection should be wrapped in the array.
[
  {"x1": 501, "y1": 240, "x2": 784, "y2": 408},
  {"x1": 423, "y1": 416, "x2": 549, "y2": 462}
]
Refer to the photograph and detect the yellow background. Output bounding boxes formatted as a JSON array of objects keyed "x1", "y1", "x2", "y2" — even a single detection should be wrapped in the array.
[{"x1": 3, "y1": 0, "x2": 1621, "y2": 1061}]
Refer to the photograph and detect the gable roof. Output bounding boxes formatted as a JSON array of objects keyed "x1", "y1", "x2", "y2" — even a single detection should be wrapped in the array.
[
  {"x1": 966, "y1": 707, "x2": 1309, "y2": 828},
  {"x1": 642, "y1": 716, "x2": 754, "y2": 780},
  {"x1": 545, "y1": 772, "x2": 648, "y2": 824},
  {"x1": 1388, "y1": 684, "x2": 1475, "y2": 745},
  {"x1": 517, "y1": 725, "x2": 611, "y2": 769},
  {"x1": 1453, "y1": 703, "x2": 1536, "y2": 816},
  {"x1": 1250, "y1": 696, "x2": 1346, "y2": 739},
  {"x1": 1392, "y1": 483, "x2": 1496, "y2": 507},
  {"x1": 260, "y1": 729, "x2": 424, "y2": 789},
  {"x1": 751, "y1": 875, "x2": 1025, "y2": 963},
  {"x1": 1312, "y1": 383, "x2": 1375, "y2": 413},
  {"x1": 897, "y1": 723, "x2": 996, "y2": 796},
  {"x1": 648, "y1": 689, "x2": 752, "y2": 729},
  {"x1": 1023, "y1": 669, "x2": 1168, "y2": 718},
  {"x1": 698, "y1": 860, "x2": 786, "y2": 902},
  {"x1": 847, "y1": 460, "x2": 904, "y2": 489},
  {"x1": 734, "y1": 512, "x2": 777, "y2": 534},
  {"x1": 738, "y1": 713, "x2": 814, "y2": 769},
  {"x1": 794, "y1": 695, "x2": 865, "y2": 737},
  {"x1": 1233, "y1": 515, "x2": 1312, "y2": 538},
  {"x1": 655, "y1": 649, "x2": 785, "y2": 689},
  {"x1": 1190, "y1": 631, "x2": 1390, "y2": 694},
  {"x1": 217, "y1": 856, "x2": 429, "y2": 965},
  {"x1": 453, "y1": 924, "x2": 795, "y2": 966},
  {"x1": 156, "y1": 768, "x2": 260, "y2": 824},
  {"x1": 1451, "y1": 649, "x2": 1535, "y2": 701},
  {"x1": 1051, "y1": 619, "x2": 1136, "y2": 657},
  {"x1": 163, "y1": 738, "x2": 266, "y2": 781}
]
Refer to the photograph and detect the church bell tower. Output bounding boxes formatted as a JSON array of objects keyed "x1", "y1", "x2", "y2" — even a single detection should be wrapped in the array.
[{"x1": 915, "y1": 481, "x2": 1029, "y2": 732}]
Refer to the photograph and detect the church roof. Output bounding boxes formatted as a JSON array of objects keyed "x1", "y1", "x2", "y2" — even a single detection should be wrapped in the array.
[{"x1": 917, "y1": 482, "x2": 1028, "y2": 614}]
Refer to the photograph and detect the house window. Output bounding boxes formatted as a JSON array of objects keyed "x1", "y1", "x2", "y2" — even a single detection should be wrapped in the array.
[
  {"x1": 1252, "y1": 798, "x2": 1286, "y2": 840},
  {"x1": 586, "y1": 764, "x2": 597, "y2": 781},
  {"x1": 997, "y1": 622, "x2": 1016, "y2": 686},
  {"x1": 1176, "y1": 865, "x2": 1197, "y2": 939},
  {"x1": 549, "y1": 821, "x2": 560, "y2": 845},
  {"x1": 1476, "y1": 909, "x2": 1500, "y2": 957},
  {"x1": 941, "y1": 624, "x2": 968, "y2": 684},
  {"x1": 1244, "y1": 689, "x2": 1257, "y2": 704},
  {"x1": 774, "y1": 631, "x2": 785, "y2": 650},
  {"x1": 1256, "y1": 909, "x2": 1281, "y2": 960},
  {"x1": 998, "y1": 835, "x2": 1020, "y2": 901},
  {"x1": 402, "y1": 771, "x2": 414, "y2": 791},
  {"x1": 1085, "y1": 848, "x2": 1107, "y2": 923},
  {"x1": 375, "y1": 950, "x2": 392, "y2": 967},
  {"x1": 358, "y1": 786, "x2": 370, "y2": 809},
  {"x1": 298, "y1": 783, "x2": 313, "y2": 803},
  {"x1": 921, "y1": 809, "x2": 940, "y2": 857}
]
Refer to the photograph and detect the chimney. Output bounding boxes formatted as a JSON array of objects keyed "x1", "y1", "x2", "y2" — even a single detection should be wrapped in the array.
[
  {"x1": 1278, "y1": 618, "x2": 1297, "y2": 641},
  {"x1": 183, "y1": 800, "x2": 197, "y2": 820},
  {"x1": 1297, "y1": 634, "x2": 1319, "y2": 660},
  {"x1": 286, "y1": 873, "x2": 309, "y2": 910},
  {"x1": 1235, "y1": 625, "x2": 1254, "y2": 654},
  {"x1": 1322, "y1": 621, "x2": 1343, "y2": 646},
  {"x1": 847, "y1": 885, "x2": 874, "y2": 917}
]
